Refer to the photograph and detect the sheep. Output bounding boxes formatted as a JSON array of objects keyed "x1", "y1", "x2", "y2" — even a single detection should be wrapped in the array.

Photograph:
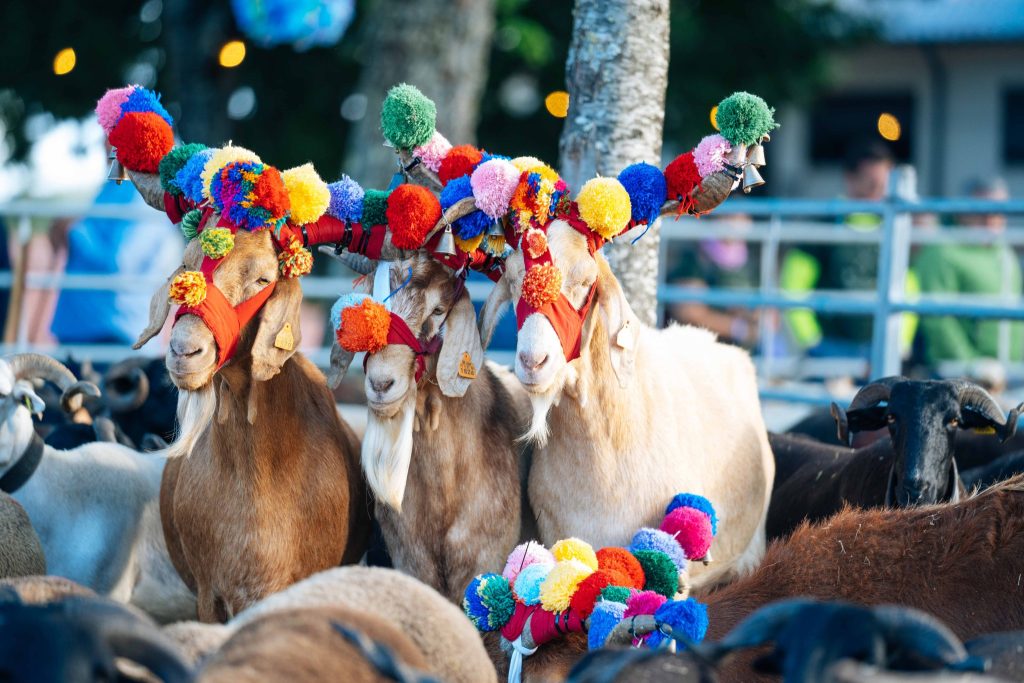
[
  {"x1": 768, "y1": 378, "x2": 1019, "y2": 539},
  {"x1": 325, "y1": 249, "x2": 534, "y2": 602},
  {"x1": 101, "y1": 356, "x2": 178, "y2": 447},
  {"x1": 479, "y1": 218, "x2": 774, "y2": 587},
  {"x1": 0, "y1": 493, "x2": 45, "y2": 578},
  {"x1": 127, "y1": 169, "x2": 371, "y2": 622},
  {"x1": 0, "y1": 353, "x2": 195, "y2": 621}
]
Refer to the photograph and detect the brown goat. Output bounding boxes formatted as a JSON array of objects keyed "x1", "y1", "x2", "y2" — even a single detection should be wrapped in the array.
[
  {"x1": 130, "y1": 172, "x2": 369, "y2": 623},
  {"x1": 0, "y1": 493, "x2": 45, "y2": 578}
]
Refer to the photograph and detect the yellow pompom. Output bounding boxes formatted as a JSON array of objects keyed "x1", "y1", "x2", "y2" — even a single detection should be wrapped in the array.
[
  {"x1": 201, "y1": 145, "x2": 262, "y2": 199},
  {"x1": 576, "y1": 177, "x2": 632, "y2": 240},
  {"x1": 168, "y1": 271, "x2": 208, "y2": 307},
  {"x1": 539, "y1": 559, "x2": 594, "y2": 613},
  {"x1": 551, "y1": 537, "x2": 599, "y2": 571},
  {"x1": 511, "y1": 156, "x2": 544, "y2": 173},
  {"x1": 282, "y1": 163, "x2": 331, "y2": 225},
  {"x1": 454, "y1": 232, "x2": 485, "y2": 254}
]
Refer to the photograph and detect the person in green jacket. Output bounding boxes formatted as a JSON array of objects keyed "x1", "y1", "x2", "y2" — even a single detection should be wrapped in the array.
[{"x1": 914, "y1": 177, "x2": 1023, "y2": 365}]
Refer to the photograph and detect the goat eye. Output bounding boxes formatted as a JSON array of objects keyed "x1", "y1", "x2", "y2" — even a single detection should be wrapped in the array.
[
  {"x1": 256, "y1": 277, "x2": 271, "y2": 286},
  {"x1": 431, "y1": 306, "x2": 445, "y2": 317}
]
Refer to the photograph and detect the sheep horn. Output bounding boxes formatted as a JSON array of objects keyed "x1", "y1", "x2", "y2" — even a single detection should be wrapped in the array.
[
  {"x1": 847, "y1": 376, "x2": 906, "y2": 412},
  {"x1": 4, "y1": 354, "x2": 101, "y2": 413},
  {"x1": 397, "y1": 148, "x2": 443, "y2": 193},
  {"x1": 600, "y1": 614, "x2": 660, "y2": 647},
  {"x1": 708, "y1": 598, "x2": 819, "y2": 660},
  {"x1": 871, "y1": 605, "x2": 982, "y2": 671},
  {"x1": 125, "y1": 169, "x2": 167, "y2": 212},
  {"x1": 92, "y1": 417, "x2": 119, "y2": 443},
  {"x1": 953, "y1": 382, "x2": 1011, "y2": 438},
  {"x1": 378, "y1": 230, "x2": 414, "y2": 262},
  {"x1": 317, "y1": 246, "x2": 376, "y2": 276},
  {"x1": 103, "y1": 363, "x2": 149, "y2": 413}
]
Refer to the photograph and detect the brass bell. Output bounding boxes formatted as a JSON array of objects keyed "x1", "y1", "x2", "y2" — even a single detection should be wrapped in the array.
[
  {"x1": 746, "y1": 143, "x2": 766, "y2": 168},
  {"x1": 106, "y1": 148, "x2": 128, "y2": 185},
  {"x1": 742, "y1": 164, "x2": 765, "y2": 193},
  {"x1": 436, "y1": 224, "x2": 457, "y2": 256}
]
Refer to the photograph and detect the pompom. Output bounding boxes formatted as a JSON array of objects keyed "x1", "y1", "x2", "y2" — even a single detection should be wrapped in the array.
[
  {"x1": 282, "y1": 163, "x2": 330, "y2": 225},
  {"x1": 633, "y1": 550, "x2": 679, "y2": 598},
  {"x1": 521, "y1": 263, "x2": 562, "y2": 308},
  {"x1": 336, "y1": 299, "x2": 391, "y2": 353},
  {"x1": 109, "y1": 112, "x2": 174, "y2": 173},
  {"x1": 441, "y1": 176, "x2": 491, "y2": 240},
  {"x1": 630, "y1": 528, "x2": 687, "y2": 572},
  {"x1": 484, "y1": 233, "x2": 508, "y2": 258},
  {"x1": 327, "y1": 176, "x2": 364, "y2": 222},
  {"x1": 211, "y1": 162, "x2": 290, "y2": 232},
  {"x1": 522, "y1": 228, "x2": 547, "y2": 259},
  {"x1": 168, "y1": 271, "x2": 207, "y2": 307},
  {"x1": 361, "y1": 189, "x2": 392, "y2": 227},
  {"x1": 120, "y1": 87, "x2": 173, "y2": 127},
  {"x1": 617, "y1": 162, "x2": 667, "y2": 227},
  {"x1": 381, "y1": 83, "x2": 437, "y2": 150},
  {"x1": 508, "y1": 163, "x2": 565, "y2": 232},
  {"x1": 551, "y1": 538, "x2": 598, "y2": 571},
  {"x1": 471, "y1": 158, "x2": 521, "y2": 219},
  {"x1": 463, "y1": 573, "x2": 515, "y2": 632},
  {"x1": 454, "y1": 233, "x2": 485, "y2": 254},
  {"x1": 202, "y1": 146, "x2": 262, "y2": 199},
  {"x1": 600, "y1": 585, "x2": 634, "y2": 605},
  {"x1": 693, "y1": 134, "x2": 733, "y2": 178},
  {"x1": 330, "y1": 292, "x2": 371, "y2": 331},
  {"x1": 387, "y1": 184, "x2": 442, "y2": 249},
  {"x1": 665, "y1": 494, "x2": 718, "y2": 535},
  {"x1": 660, "y1": 507, "x2": 714, "y2": 561},
  {"x1": 588, "y1": 601, "x2": 626, "y2": 650},
  {"x1": 539, "y1": 559, "x2": 593, "y2": 613},
  {"x1": 511, "y1": 156, "x2": 544, "y2": 173},
  {"x1": 596, "y1": 547, "x2": 645, "y2": 590},
  {"x1": 278, "y1": 237, "x2": 313, "y2": 279},
  {"x1": 664, "y1": 152, "x2": 702, "y2": 202},
  {"x1": 569, "y1": 570, "x2": 616, "y2": 620},
  {"x1": 176, "y1": 149, "x2": 215, "y2": 204},
  {"x1": 715, "y1": 91, "x2": 778, "y2": 146},
  {"x1": 180, "y1": 209, "x2": 203, "y2": 241},
  {"x1": 159, "y1": 143, "x2": 207, "y2": 196},
  {"x1": 502, "y1": 542, "x2": 555, "y2": 584},
  {"x1": 513, "y1": 562, "x2": 551, "y2": 606},
  {"x1": 576, "y1": 177, "x2": 632, "y2": 240},
  {"x1": 96, "y1": 86, "x2": 136, "y2": 134},
  {"x1": 413, "y1": 131, "x2": 452, "y2": 173},
  {"x1": 647, "y1": 598, "x2": 709, "y2": 648},
  {"x1": 438, "y1": 145, "x2": 483, "y2": 186},
  {"x1": 624, "y1": 590, "x2": 668, "y2": 619},
  {"x1": 199, "y1": 227, "x2": 234, "y2": 259}
]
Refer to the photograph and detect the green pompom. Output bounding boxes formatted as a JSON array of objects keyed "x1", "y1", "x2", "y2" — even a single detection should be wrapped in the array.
[
  {"x1": 600, "y1": 585, "x2": 632, "y2": 604},
  {"x1": 381, "y1": 83, "x2": 437, "y2": 150},
  {"x1": 480, "y1": 576, "x2": 515, "y2": 629},
  {"x1": 199, "y1": 227, "x2": 235, "y2": 259},
  {"x1": 181, "y1": 209, "x2": 202, "y2": 241},
  {"x1": 361, "y1": 188, "x2": 392, "y2": 226},
  {"x1": 159, "y1": 143, "x2": 207, "y2": 196},
  {"x1": 715, "y1": 92, "x2": 778, "y2": 146},
  {"x1": 633, "y1": 550, "x2": 679, "y2": 598}
]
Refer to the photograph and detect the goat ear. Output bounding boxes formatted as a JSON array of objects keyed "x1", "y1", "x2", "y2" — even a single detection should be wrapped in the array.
[
  {"x1": 593, "y1": 256, "x2": 639, "y2": 389},
  {"x1": 134, "y1": 266, "x2": 184, "y2": 349},
  {"x1": 831, "y1": 402, "x2": 851, "y2": 445},
  {"x1": 479, "y1": 274, "x2": 511, "y2": 350},
  {"x1": 327, "y1": 276, "x2": 372, "y2": 389},
  {"x1": 845, "y1": 406, "x2": 888, "y2": 435},
  {"x1": 12, "y1": 382, "x2": 45, "y2": 416},
  {"x1": 250, "y1": 278, "x2": 303, "y2": 382},
  {"x1": 436, "y1": 290, "x2": 484, "y2": 398}
]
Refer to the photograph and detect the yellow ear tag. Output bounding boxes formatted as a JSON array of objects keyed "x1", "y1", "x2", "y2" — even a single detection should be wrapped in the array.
[
  {"x1": 274, "y1": 322, "x2": 295, "y2": 351},
  {"x1": 458, "y1": 352, "x2": 477, "y2": 379},
  {"x1": 971, "y1": 425, "x2": 997, "y2": 435},
  {"x1": 615, "y1": 319, "x2": 634, "y2": 350}
]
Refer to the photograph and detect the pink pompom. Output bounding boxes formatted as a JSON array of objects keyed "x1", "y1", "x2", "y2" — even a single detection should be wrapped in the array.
[
  {"x1": 624, "y1": 590, "x2": 668, "y2": 618},
  {"x1": 471, "y1": 158, "x2": 522, "y2": 219},
  {"x1": 96, "y1": 86, "x2": 137, "y2": 134},
  {"x1": 413, "y1": 131, "x2": 453, "y2": 173},
  {"x1": 660, "y1": 507, "x2": 714, "y2": 560},
  {"x1": 692, "y1": 134, "x2": 732, "y2": 178},
  {"x1": 502, "y1": 542, "x2": 555, "y2": 584}
]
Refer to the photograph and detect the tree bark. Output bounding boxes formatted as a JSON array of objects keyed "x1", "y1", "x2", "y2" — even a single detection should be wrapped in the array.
[
  {"x1": 558, "y1": 0, "x2": 670, "y2": 326},
  {"x1": 342, "y1": 0, "x2": 496, "y2": 187}
]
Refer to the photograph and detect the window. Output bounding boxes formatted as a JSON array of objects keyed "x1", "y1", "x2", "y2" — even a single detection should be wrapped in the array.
[
  {"x1": 809, "y1": 92, "x2": 914, "y2": 163},
  {"x1": 1004, "y1": 88, "x2": 1024, "y2": 164}
]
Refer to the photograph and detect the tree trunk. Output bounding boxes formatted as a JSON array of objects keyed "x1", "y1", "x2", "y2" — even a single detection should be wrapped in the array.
[
  {"x1": 342, "y1": 0, "x2": 497, "y2": 187},
  {"x1": 558, "y1": 0, "x2": 670, "y2": 326}
]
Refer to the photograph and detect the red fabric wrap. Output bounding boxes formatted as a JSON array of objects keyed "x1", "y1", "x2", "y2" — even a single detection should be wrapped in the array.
[
  {"x1": 302, "y1": 215, "x2": 348, "y2": 246},
  {"x1": 528, "y1": 609, "x2": 585, "y2": 646},
  {"x1": 560, "y1": 202, "x2": 606, "y2": 255},
  {"x1": 163, "y1": 192, "x2": 193, "y2": 224},
  {"x1": 359, "y1": 311, "x2": 442, "y2": 383},
  {"x1": 501, "y1": 603, "x2": 540, "y2": 642}
]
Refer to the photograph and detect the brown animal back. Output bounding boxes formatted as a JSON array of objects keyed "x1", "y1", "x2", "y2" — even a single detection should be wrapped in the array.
[{"x1": 0, "y1": 493, "x2": 46, "y2": 578}]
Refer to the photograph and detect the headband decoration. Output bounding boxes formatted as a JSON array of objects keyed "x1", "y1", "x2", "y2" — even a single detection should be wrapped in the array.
[
  {"x1": 211, "y1": 160, "x2": 291, "y2": 232},
  {"x1": 521, "y1": 263, "x2": 562, "y2": 309},
  {"x1": 199, "y1": 228, "x2": 235, "y2": 260},
  {"x1": 335, "y1": 297, "x2": 391, "y2": 354}
]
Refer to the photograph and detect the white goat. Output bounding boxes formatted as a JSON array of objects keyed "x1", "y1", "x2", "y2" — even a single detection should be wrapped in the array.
[{"x1": 0, "y1": 354, "x2": 194, "y2": 621}]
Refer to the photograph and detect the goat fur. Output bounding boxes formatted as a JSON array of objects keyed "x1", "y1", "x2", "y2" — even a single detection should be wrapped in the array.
[
  {"x1": 0, "y1": 575, "x2": 96, "y2": 604},
  {"x1": 0, "y1": 493, "x2": 45, "y2": 578}
]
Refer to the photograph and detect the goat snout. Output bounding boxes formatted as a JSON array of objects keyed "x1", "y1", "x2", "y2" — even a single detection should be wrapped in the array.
[
  {"x1": 518, "y1": 350, "x2": 549, "y2": 372},
  {"x1": 170, "y1": 338, "x2": 204, "y2": 359},
  {"x1": 370, "y1": 377, "x2": 395, "y2": 395}
]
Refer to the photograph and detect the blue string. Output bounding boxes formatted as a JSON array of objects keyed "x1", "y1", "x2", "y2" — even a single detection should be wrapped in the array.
[
  {"x1": 383, "y1": 266, "x2": 413, "y2": 303},
  {"x1": 630, "y1": 220, "x2": 653, "y2": 245}
]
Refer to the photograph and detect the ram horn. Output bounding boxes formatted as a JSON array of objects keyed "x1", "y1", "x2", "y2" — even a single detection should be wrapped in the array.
[
  {"x1": 872, "y1": 605, "x2": 982, "y2": 671},
  {"x1": 103, "y1": 363, "x2": 149, "y2": 413},
  {"x1": 422, "y1": 196, "x2": 479, "y2": 246},
  {"x1": 125, "y1": 169, "x2": 167, "y2": 212},
  {"x1": 952, "y1": 382, "x2": 1013, "y2": 440},
  {"x1": 5, "y1": 354, "x2": 101, "y2": 414},
  {"x1": 397, "y1": 148, "x2": 442, "y2": 193},
  {"x1": 847, "y1": 376, "x2": 906, "y2": 412},
  {"x1": 317, "y1": 246, "x2": 376, "y2": 276},
  {"x1": 689, "y1": 143, "x2": 748, "y2": 215},
  {"x1": 599, "y1": 614, "x2": 661, "y2": 647}
]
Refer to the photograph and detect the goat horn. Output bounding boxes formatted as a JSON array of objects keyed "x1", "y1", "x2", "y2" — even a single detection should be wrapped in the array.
[
  {"x1": 135, "y1": 266, "x2": 184, "y2": 350},
  {"x1": 125, "y1": 169, "x2": 167, "y2": 213},
  {"x1": 871, "y1": 605, "x2": 976, "y2": 669},
  {"x1": 92, "y1": 417, "x2": 119, "y2": 443},
  {"x1": 953, "y1": 382, "x2": 1010, "y2": 435},
  {"x1": 421, "y1": 196, "x2": 478, "y2": 247},
  {"x1": 4, "y1": 354, "x2": 102, "y2": 413},
  {"x1": 397, "y1": 148, "x2": 442, "y2": 193},
  {"x1": 848, "y1": 376, "x2": 906, "y2": 412},
  {"x1": 317, "y1": 246, "x2": 376, "y2": 276},
  {"x1": 712, "y1": 598, "x2": 818, "y2": 657},
  {"x1": 600, "y1": 615, "x2": 660, "y2": 647},
  {"x1": 103, "y1": 364, "x2": 150, "y2": 413}
]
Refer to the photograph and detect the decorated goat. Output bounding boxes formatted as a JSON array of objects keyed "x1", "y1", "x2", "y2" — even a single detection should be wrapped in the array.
[
  {"x1": 383, "y1": 85, "x2": 775, "y2": 586},
  {"x1": 98, "y1": 85, "x2": 370, "y2": 621}
]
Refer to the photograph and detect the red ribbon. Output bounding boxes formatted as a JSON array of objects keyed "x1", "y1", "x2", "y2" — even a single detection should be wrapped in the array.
[{"x1": 498, "y1": 602, "x2": 584, "y2": 647}]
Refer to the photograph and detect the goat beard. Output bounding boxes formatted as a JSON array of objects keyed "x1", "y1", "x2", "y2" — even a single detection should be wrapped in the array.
[
  {"x1": 362, "y1": 394, "x2": 416, "y2": 513},
  {"x1": 168, "y1": 386, "x2": 216, "y2": 459},
  {"x1": 522, "y1": 387, "x2": 558, "y2": 448}
]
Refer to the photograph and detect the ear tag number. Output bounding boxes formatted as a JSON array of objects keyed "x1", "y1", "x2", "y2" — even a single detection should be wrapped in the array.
[
  {"x1": 458, "y1": 352, "x2": 477, "y2": 379},
  {"x1": 274, "y1": 322, "x2": 295, "y2": 351},
  {"x1": 615, "y1": 320, "x2": 634, "y2": 350}
]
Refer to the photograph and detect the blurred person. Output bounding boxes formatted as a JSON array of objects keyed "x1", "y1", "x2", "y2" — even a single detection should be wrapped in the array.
[{"x1": 913, "y1": 177, "x2": 1023, "y2": 364}]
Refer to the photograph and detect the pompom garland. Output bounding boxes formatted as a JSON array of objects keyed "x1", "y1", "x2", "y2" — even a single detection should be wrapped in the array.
[
  {"x1": 715, "y1": 91, "x2": 778, "y2": 146},
  {"x1": 454, "y1": 232, "x2": 485, "y2": 254},
  {"x1": 624, "y1": 591, "x2": 668, "y2": 622},
  {"x1": 159, "y1": 144, "x2": 207, "y2": 196},
  {"x1": 664, "y1": 152, "x2": 702, "y2": 203},
  {"x1": 176, "y1": 149, "x2": 215, "y2": 204},
  {"x1": 633, "y1": 550, "x2": 679, "y2": 598},
  {"x1": 199, "y1": 228, "x2": 235, "y2": 259},
  {"x1": 509, "y1": 163, "x2": 565, "y2": 232},
  {"x1": 96, "y1": 86, "x2": 137, "y2": 134},
  {"x1": 502, "y1": 542, "x2": 556, "y2": 584},
  {"x1": 521, "y1": 263, "x2": 563, "y2": 308},
  {"x1": 511, "y1": 156, "x2": 544, "y2": 173},
  {"x1": 282, "y1": 163, "x2": 330, "y2": 225},
  {"x1": 211, "y1": 161, "x2": 290, "y2": 232},
  {"x1": 278, "y1": 237, "x2": 313, "y2": 278},
  {"x1": 569, "y1": 570, "x2": 616, "y2": 619},
  {"x1": 661, "y1": 507, "x2": 714, "y2": 561},
  {"x1": 331, "y1": 292, "x2": 371, "y2": 331},
  {"x1": 202, "y1": 146, "x2": 262, "y2": 200},
  {"x1": 386, "y1": 184, "x2": 442, "y2": 249},
  {"x1": 327, "y1": 176, "x2": 365, "y2": 222},
  {"x1": 441, "y1": 176, "x2": 492, "y2": 240},
  {"x1": 381, "y1": 83, "x2": 437, "y2": 150},
  {"x1": 513, "y1": 563, "x2": 551, "y2": 606},
  {"x1": 551, "y1": 538, "x2": 599, "y2": 571},
  {"x1": 601, "y1": 585, "x2": 634, "y2": 605},
  {"x1": 665, "y1": 493, "x2": 718, "y2": 535},
  {"x1": 646, "y1": 598, "x2": 709, "y2": 649},
  {"x1": 169, "y1": 271, "x2": 207, "y2": 307},
  {"x1": 336, "y1": 298, "x2": 390, "y2": 353},
  {"x1": 597, "y1": 547, "x2": 646, "y2": 590},
  {"x1": 109, "y1": 112, "x2": 174, "y2": 173},
  {"x1": 413, "y1": 131, "x2": 453, "y2": 173},
  {"x1": 361, "y1": 189, "x2": 392, "y2": 227},
  {"x1": 630, "y1": 528, "x2": 688, "y2": 572},
  {"x1": 576, "y1": 177, "x2": 632, "y2": 240},
  {"x1": 471, "y1": 158, "x2": 521, "y2": 219},
  {"x1": 121, "y1": 87, "x2": 173, "y2": 127},
  {"x1": 588, "y1": 601, "x2": 626, "y2": 650},
  {"x1": 463, "y1": 574, "x2": 514, "y2": 632},
  {"x1": 618, "y1": 163, "x2": 667, "y2": 228},
  {"x1": 693, "y1": 134, "x2": 733, "y2": 178},
  {"x1": 539, "y1": 559, "x2": 594, "y2": 613},
  {"x1": 438, "y1": 145, "x2": 483, "y2": 186}
]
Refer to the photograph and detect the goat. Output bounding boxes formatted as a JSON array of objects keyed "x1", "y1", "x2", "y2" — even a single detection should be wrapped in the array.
[
  {"x1": 102, "y1": 356, "x2": 178, "y2": 446},
  {"x1": 326, "y1": 250, "x2": 533, "y2": 602},
  {"x1": 0, "y1": 493, "x2": 45, "y2": 578},
  {"x1": 128, "y1": 168, "x2": 370, "y2": 622},
  {"x1": 962, "y1": 450, "x2": 1024, "y2": 491},
  {"x1": 768, "y1": 378, "x2": 1018, "y2": 539}
]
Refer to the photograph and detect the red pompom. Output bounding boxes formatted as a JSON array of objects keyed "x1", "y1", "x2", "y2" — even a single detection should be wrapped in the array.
[
  {"x1": 109, "y1": 112, "x2": 174, "y2": 173},
  {"x1": 664, "y1": 152, "x2": 702, "y2": 202},
  {"x1": 660, "y1": 507, "x2": 714, "y2": 560},
  {"x1": 254, "y1": 166, "x2": 291, "y2": 217},
  {"x1": 569, "y1": 570, "x2": 615, "y2": 619},
  {"x1": 386, "y1": 184, "x2": 442, "y2": 249},
  {"x1": 438, "y1": 145, "x2": 484, "y2": 186},
  {"x1": 596, "y1": 547, "x2": 645, "y2": 590}
]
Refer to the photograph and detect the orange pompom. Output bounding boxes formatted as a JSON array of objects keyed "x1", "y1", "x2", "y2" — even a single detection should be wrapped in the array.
[
  {"x1": 386, "y1": 184, "x2": 442, "y2": 249},
  {"x1": 109, "y1": 111, "x2": 175, "y2": 173},
  {"x1": 522, "y1": 228, "x2": 548, "y2": 259},
  {"x1": 596, "y1": 547, "x2": 645, "y2": 590},
  {"x1": 336, "y1": 299, "x2": 391, "y2": 353},
  {"x1": 278, "y1": 237, "x2": 313, "y2": 279},
  {"x1": 438, "y1": 145, "x2": 483, "y2": 186},
  {"x1": 168, "y1": 271, "x2": 207, "y2": 307},
  {"x1": 521, "y1": 263, "x2": 562, "y2": 308}
]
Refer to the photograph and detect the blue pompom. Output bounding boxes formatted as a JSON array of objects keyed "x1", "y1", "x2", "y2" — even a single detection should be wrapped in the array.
[
  {"x1": 327, "y1": 176, "x2": 365, "y2": 223},
  {"x1": 513, "y1": 562, "x2": 550, "y2": 606},
  {"x1": 461, "y1": 573, "x2": 513, "y2": 632},
  {"x1": 618, "y1": 162, "x2": 666, "y2": 228},
  {"x1": 120, "y1": 87, "x2": 174, "y2": 127},
  {"x1": 588, "y1": 601, "x2": 627, "y2": 650},
  {"x1": 480, "y1": 152, "x2": 512, "y2": 163},
  {"x1": 176, "y1": 149, "x2": 215, "y2": 204},
  {"x1": 330, "y1": 292, "x2": 371, "y2": 331},
  {"x1": 647, "y1": 598, "x2": 709, "y2": 649},
  {"x1": 462, "y1": 574, "x2": 491, "y2": 629},
  {"x1": 440, "y1": 175, "x2": 492, "y2": 240},
  {"x1": 665, "y1": 493, "x2": 718, "y2": 535},
  {"x1": 630, "y1": 528, "x2": 688, "y2": 572}
]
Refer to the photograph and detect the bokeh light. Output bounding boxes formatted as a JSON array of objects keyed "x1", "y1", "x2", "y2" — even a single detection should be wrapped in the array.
[
  {"x1": 877, "y1": 112, "x2": 901, "y2": 141},
  {"x1": 710, "y1": 105, "x2": 718, "y2": 130},
  {"x1": 219, "y1": 40, "x2": 246, "y2": 68},
  {"x1": 53, "y1": 48, "x2": 76, "y2": 76},
  {"x1": 545, "y1": 90, "x2": 569, "y2": 118}
]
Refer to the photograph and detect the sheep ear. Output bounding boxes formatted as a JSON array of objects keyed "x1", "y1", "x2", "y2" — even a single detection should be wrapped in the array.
[
  {"x1": 12, "y1": 382, "x2": 45, "y2": 416},
  {"x1": 436, "y1": 290, "x2": 484, "y2": 398},
  {"x1": 135, "y1": 266, "x2": 184, "y2": 350},
  {"x1": 479, "y1": 274, "x2": 511, "y2": 350},
  {"x1": 250, "y1": 278, "x2": 303, "y2": 383},
  {"x1": 593, "y1": 256, "x2": 639, "y2": 389}
]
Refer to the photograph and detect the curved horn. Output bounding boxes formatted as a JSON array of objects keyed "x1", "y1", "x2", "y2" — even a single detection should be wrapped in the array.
[
  {"x1": 317, "y1": 246, "x2": 376, "y2": 276},
  {"x1": 103, "y1": 364, "x2": 149, "y2": 413},
  {"x1": 397, "y1": 148, "x2": 443, "y2": 193},
  {"x1": 4, "y1": 354, "x2": 101, "y2": 413},
  {"x1": 421, "y1": 196, "x2": 479, "y2": 247},
  {"x1": 91, "y1": 416, "x2": 119, "y2": 443},
  {"x1": 135, "y1": 266, "x2": 184, "y2": 349},
  {"x1": 600, "y1": 615, "x2": 660, "y2": 647},
  {"x1": 125, "y1": 169, "x2": 167, "y2": 212},
  {"x1": 712, "y1": 598, "x2": 818, "y2": 658},
  {"x1": 871, "y1": 605, "x2": 979, "y2": 670},
  {"x1": 848, "y1": 376, "x2": 906, "y2": 412},
  {"x1": 953, "y1": 382, "x2": 1010, "y2": 437}
]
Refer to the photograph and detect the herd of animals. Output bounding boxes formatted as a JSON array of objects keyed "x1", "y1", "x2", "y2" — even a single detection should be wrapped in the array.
[{"x1": 2, "y1": 84, "x2": 1024, "y2": 683}]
